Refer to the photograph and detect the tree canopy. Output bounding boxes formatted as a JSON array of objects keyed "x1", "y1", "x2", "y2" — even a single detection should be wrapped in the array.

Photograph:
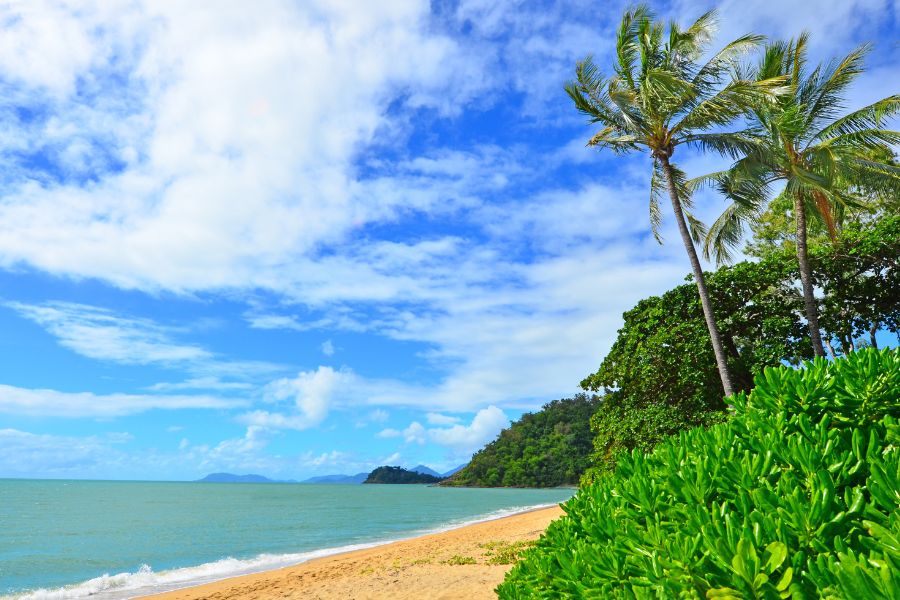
[{"x1": 582, "y1": 215, "x2": 897, "y2": 477}]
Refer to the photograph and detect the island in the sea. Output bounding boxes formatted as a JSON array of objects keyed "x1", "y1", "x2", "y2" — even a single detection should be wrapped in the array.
[{"x1": 363, "y1": 466, "x2": 443, "y2": 484}]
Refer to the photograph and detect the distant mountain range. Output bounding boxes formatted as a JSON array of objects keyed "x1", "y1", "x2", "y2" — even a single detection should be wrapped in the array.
[
  {"x1": 300, "y1": 464, "x2": 466, "y2": 484},
  {"x1": 442, "y1": 464, "x2": 467, "y2": 477},
  {"x1": 196, "y1": 473, "x2": 297, "y2": 483},
  {"x1": 410, "y1": 465, "x2": 442, "y2": 477},
  {"x1": 197, "y1": 464, "x2": 467, "y2": 485},
  {"x1": 299, "y1": 472, "x2": 369, "y2": 484}
]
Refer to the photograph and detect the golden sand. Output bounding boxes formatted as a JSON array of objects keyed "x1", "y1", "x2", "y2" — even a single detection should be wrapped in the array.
[{"x1": 142, "y1": 505, "x2": 562, "y2": 600}]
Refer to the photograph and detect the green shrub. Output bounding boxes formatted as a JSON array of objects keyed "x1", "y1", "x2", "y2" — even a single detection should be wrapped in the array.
[{"x1": 497, "y1": 348, "x2": 900, "y2": 599}]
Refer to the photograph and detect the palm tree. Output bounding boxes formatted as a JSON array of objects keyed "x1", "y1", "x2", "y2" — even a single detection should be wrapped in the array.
[
  {"x1": 703, "y1": 34, "x2": 900, "y2": 357},
  {"x1": 566, "y1": 5, "x2": 781, "y2": 396}
]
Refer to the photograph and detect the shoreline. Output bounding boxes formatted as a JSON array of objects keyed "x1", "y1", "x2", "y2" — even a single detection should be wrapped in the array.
[{"x1": 139, "y1": 504, "x2": 563, "y2": 600}]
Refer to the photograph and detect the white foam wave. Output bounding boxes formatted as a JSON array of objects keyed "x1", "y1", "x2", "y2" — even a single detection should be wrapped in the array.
[{"x1": 5, "y1": 503, "x2": 560, "y2": 600}]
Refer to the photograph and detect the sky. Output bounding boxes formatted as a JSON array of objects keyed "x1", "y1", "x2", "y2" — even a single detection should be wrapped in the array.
[{"x1": 0, "y1": 0, "x2": 897, "y2": 481}]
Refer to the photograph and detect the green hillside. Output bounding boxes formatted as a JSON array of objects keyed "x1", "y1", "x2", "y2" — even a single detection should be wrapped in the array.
[{"x1": 443, "y1": 394, "x2": 599, "y2": 488}]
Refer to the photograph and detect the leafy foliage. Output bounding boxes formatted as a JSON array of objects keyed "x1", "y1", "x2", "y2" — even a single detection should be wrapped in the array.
[
  {"x1": 363, "y1": 466, "x2": 442, "y2": 484},
  {"x1": 812, "y1": 215, "x2": 900, "y2": 354},
  {"x1": 581, "y1": 257, "x2": 811, "y2": 476},
  {"x1": 443, "y1": 395, "x2": 599, "y2": 488},
  {"x1": 582, "y1": 217, "x2": 897, "y2": 477},
  {"x1": 498, "y1": 348, "x2": 900, "y2": 599}
]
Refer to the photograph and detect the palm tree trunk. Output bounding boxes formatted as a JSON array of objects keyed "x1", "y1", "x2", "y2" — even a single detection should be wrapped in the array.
[
  {"x1": 661, "y1": 158, "x2": 735, "y2": 397},
  {"x1": 794, "y1": 194, "x2": 826, "y2": 357}
]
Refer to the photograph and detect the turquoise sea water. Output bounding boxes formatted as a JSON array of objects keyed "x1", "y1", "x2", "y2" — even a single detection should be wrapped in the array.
[{"x1": 0, "y1": 479, "x2": 573, "y2": 599}]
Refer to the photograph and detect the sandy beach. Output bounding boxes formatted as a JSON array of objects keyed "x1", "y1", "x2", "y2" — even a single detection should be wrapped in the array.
[{"x1": 142, "y1": 504, "x2": 562, "y2": 600}]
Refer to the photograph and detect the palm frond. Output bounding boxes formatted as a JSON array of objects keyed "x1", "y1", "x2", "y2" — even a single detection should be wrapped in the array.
[
  {"x1": 649, "y1": 159, "x2": 666, "y2": 243},
  {"x1": 803, "y1": 44, "x2": 870, "y2": 133},
  {"x1": 680, "y1": 131, "x2": 763, "y2": 159},
  {"x1": 817, "y1": 129, "x2": 900, "y2": 151},
  {"x1": 664, "y1": 161, "x2": 694, "y2": 208},
  {"x1": 692, "y1": 33, "x2": 766, "y2": 91},
  {"x1": 684, "y1": 209, "x2": 709, "y2": 244},
  {"x1": 672, "y1": 76, "x2": 785, "y2": 134},
  {"x1": 810, "y1": 95, "x2": 900, "y2": 143},
  {"x1": 587, "y1": 127, "x2": 641, "y2": 153},
  {"x1": 700, "y1": 166, "x2": 771, "y2": 263},
  {"x1": 615, "y1": 4, "x2": 652, "y2": 92}
]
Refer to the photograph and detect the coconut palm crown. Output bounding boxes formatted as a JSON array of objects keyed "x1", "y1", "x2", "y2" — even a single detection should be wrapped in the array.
[
  {"x1": 566, "y1": 5, "x2": 782, "y2": 396},
  {"x1": 702, "y1": 34, "x2": 900, "y2": 357}
]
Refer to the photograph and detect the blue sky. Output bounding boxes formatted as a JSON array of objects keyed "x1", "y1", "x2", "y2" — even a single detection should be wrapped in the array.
[{"x1": 0, "y1": 0, "x2": 897, "y2": 480}]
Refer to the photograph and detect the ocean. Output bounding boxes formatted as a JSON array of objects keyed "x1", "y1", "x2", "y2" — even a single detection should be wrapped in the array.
[{"x1": 0, "y1": 479, "x2": 573, "y2": 599}]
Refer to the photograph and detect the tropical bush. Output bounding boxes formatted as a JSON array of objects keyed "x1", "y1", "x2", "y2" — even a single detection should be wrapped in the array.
[{"x1": 498, "y1": 348, "x2": 900, "y2": 599}]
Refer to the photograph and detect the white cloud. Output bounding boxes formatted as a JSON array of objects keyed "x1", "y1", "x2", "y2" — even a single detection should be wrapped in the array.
[
  {"x1": 377, "y1": 428, "x2": 401, "y2": 438},
  {"x1": 148, "y1": 378, "x2": 255, "y2": 392},
  {"x1": 428, "y1": 406, "x2": 509, "y2": 453},
  {"x1": 0, "y1": 384, "x2": 240, "y2": 418},
  {"x1": 205, "y1": 426, "x2": 268, "y2": 459},
  {"x1": 0, "y1": 1, "x2": 488, "y2": 292},
  {"x1": 403, "y1": 422, "x2": 427, "y2": 445},
  {"x1": 380, "y1": 451, "x2": 403, "y2": 466},
  {"x1": 299, "y1": 450, "x2": 351, "y2": 469},
  {"x1": 426, "y1": 412, "x2": 461, "y2": 425},
  {"x1": 0, "y1": 428, "x2": 133, "y2": 478},
  {"x1": 368, "y1": 409, "x2": 390, "y2": 423},
  {"x1": 6, "y1": 301, "x2": 283, "y2": 389},
  {"x1": 321, "y1": 339, "x2": 335, "y2": 356},
  {"x1": 241, "y1": 366, "x2": 347, "y2": 430},
  {"x1": 7, "y1": 301, "x2": 209, "y2": 365}
]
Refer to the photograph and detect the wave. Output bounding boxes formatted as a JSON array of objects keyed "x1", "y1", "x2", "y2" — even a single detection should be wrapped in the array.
[{"x1": 5, "y1": 503, "x2": 558, "y2": 600}]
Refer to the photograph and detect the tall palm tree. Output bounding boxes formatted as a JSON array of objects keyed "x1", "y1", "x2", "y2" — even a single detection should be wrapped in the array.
[
  {"x1": 566, "y1": 5, "x2": 781, "y2": 396},
  {"x1": 702, "y1": 35, "x2": 900, "y2": 357}
]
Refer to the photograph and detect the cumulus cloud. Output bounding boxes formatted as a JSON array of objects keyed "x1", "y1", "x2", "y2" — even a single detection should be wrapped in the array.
[
  {"x1": 321, "y1": 339, "x2": 335, "y2": 356},
  {"x1": 403, "y1": 422, "x2": 427, "y2": 445},
  {"x1": 241, "y1": 366, "x2": 347, "y2": 430},
  {"x1": 428, "y1": 406, "x2": 509, "y2": 453},
  {"x1": 0, "y1": 1, "x2": 489, "y2": 292}
]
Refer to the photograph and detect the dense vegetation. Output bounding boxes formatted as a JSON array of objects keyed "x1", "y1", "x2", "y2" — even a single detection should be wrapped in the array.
[
  {"x1": 443, "y1": 394, "x2": 599, "y2": 488},
  {"x1": 488, "y1": 4, "x2": 899, "y2": 598},
  {"x1": 499, "y1": 348, "x2": 900, "y2": 598},
  {"x1": 581, "y1": 216, "x2": 899, "y2": 477},
  {"x1": 700, "y1": 35, "x2": 900, "y2": 358},
  {"x1": 363, "y1": 466, "x2": 442, "y2": 484}
]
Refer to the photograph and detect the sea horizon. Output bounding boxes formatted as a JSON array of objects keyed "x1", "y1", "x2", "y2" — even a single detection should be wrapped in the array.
[{"x1": 0, "y1": 479, "x2": 573, "y2": 600}]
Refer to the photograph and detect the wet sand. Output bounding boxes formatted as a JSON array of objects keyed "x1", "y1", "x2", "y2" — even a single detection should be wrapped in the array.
[{"x1": 142, "y1": 505, "x2": 562, "y2": 600}]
